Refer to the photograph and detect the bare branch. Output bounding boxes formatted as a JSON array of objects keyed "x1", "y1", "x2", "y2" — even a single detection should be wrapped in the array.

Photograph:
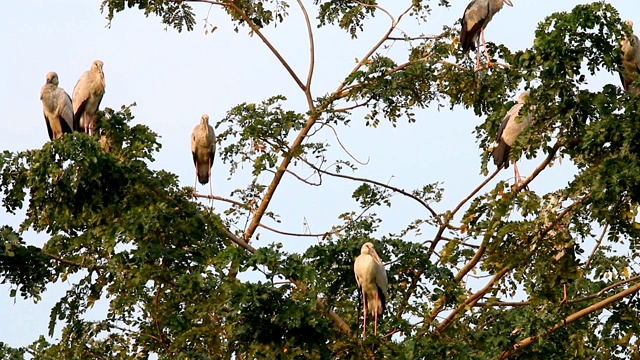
[
  {"x1": 296, "y1": 0, "x2": 315, "y2": 109},
  {"x1": 190, "y1": 0, "x2": 306, "y2": 92},
  {"x1": 302, "y1": 157, "x2": 442, "y2": 224},
  {"x1": 320, "y1": 123, "x2": 369, "y2": 165}
]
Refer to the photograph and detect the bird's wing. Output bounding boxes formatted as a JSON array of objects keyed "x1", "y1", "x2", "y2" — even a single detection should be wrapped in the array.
[
  {"x1": 353, "y1": 255, "x2": 364, "y2": 288},
  {"x1": 72, "y1": 72, "x2": 90, "y2": 128},
  {"x1": 208, "y1": 125, "x2": 216, "y2": 167},
  {"x1": 460, "y1": 0, "x2": 489, "y2": 53},
  {"x1": 375, "y1": 263, "x2": 388, "y2": 314},
  {"x1": 191, "y1": 127, "x2": 198, "y2": 166},
  {"x1": 58, "y1": 90, "x2": 74, "y2": 133},
  {"x1": 495, "y1": 109, "x2": 512, "y2": 142},
  {"x1": 43, "y1": 112, "x2": 53, "y2": 140},
  {"x1": 375, "y1": 262, "x2": 388, "y2": 296}
]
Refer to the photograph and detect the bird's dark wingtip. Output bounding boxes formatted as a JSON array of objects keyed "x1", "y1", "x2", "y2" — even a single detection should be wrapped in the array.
[{"x1": 492, "y1": 142, "x2": 511, "y2": 169}]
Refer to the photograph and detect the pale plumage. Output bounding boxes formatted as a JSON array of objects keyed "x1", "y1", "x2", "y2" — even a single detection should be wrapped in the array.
[
  {"x1": 354, "y1": 242, "x2": 388, "y2": 337},
  {"x1": 460, "y1": 0, "x2": 513, "y2": 68},
  {"x1": 72, "y1": 60, "x2": 106, "y2": 135},
  {"x1": 191, "y1": 114, "x2": 216, "y2": 194},
  {"x1": 620, "y1": 20, "x2": 640, "y2": 95},
  {"x1": 492, "y1": 91, "x2": 531, "y2": 182},
  {"x1": 40, "y1": 72, "x2": 74, "y2": 140}
]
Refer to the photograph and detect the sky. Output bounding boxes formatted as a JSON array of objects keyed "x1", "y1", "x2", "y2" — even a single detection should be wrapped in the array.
[{"x1": 1, "y1": 0, "x2": 639, "y2": 350}]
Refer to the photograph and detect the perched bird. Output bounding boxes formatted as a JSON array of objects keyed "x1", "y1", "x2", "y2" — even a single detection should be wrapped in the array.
[
  {"x1": 191, "y1": 114, "x2": 216, "y2": 196},
  {"x1": 40, "y1": 72, "x2": 74, "y2": 140},
  {"x1": 460, "y1": 0, "x2": 513, "y2": 69},
  {"x1": 619, "y1": 20, "x2": 640, "y2": 95},
  {"x1": 492, "y1": 91, "x2": 531, "y2": 184},
  {"x1": 354, "y1": 242, "x2": 388, "y2": 337},
  {"x1": 72, "y1": 60, "x2": 106, "y2": 135}
]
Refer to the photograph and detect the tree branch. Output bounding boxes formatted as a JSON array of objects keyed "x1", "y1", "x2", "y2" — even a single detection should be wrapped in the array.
[
  {"x1": 296, "y1": 0, "x2": 315, "y2": 109},
  {"x1": 585, "y1": 224, "x2": 609, "y2": 270},
  {"x1": 498, "y1": 281, "x2": 640, "y2": 359},
  {"x1": 436, "y1": 267, "x2": 511, "y2": 333},
  {"x1": 190, "y1": 0, "x2": 306, "y2": 92},
  {"x1": 302, "y1": 157, "x2": 442, "y2": 224}
]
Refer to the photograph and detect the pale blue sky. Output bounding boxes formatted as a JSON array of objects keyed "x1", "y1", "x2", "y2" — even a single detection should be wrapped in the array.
[{"x1": 0, "y1": 0, "x2": 638, "y2": 349}]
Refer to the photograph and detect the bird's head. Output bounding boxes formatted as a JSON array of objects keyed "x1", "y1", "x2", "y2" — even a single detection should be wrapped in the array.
[
  {"x1": 201, "y1": 114, "x2": 210, "y2": 125},
  {"x1": 517, "y1": 91, "x2": 530, "y2": 104},
  {"x1": 503, "y1": 0, "x2": 513, "y2": 7},
  {"x1": 361, "y1": 242, "x2": 383, "y2": 264},
  {"x1": 45, "y1": 72, "x2": 59, "y2": 86},
  {"x1": 92, "y1": 60, "x2": 105, "y2": 78},
  {"x1": 621, "y1": 20, "x2": 635, "y2": 45}
]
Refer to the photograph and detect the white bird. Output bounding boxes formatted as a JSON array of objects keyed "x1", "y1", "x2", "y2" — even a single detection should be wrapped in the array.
[
  {"x1": 492, "y1": 91, "x2": 531, "y2": 184},
  {"x1": 620, "y1": 20, "x2": 640, "y2": 95},
  {"x1": 460, "y1": 0, "x2": 513, "y2": 69},
  {"x1": 40, "y1": 72, "x2": 74, "y2": 140},
  {"x1": 191, "y1": 114, "x2": 216, "y2": 197},
  {"x1": 354, "y1": 242, "x2": 388, "y2": 337},
  {"x1": 72, "y1": 60, "x2": 106, "y2": 135}
]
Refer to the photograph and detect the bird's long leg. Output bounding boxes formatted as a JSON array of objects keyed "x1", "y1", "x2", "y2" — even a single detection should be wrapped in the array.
[
  {"x1": 475, "y1": 38, "x2": 482, "y2": 70},
  {"x1": 481, "y1": 28, "x2": 492, "y2": 68},
  {"x1": 362, "y1": 293, "x2": 367, "y2": 339},
  {"x1": 374, "y1": 292, "x2": 378, "y2": 336},
  {"x1": 90, "y1": 114, "x2": 95, "y2": 136},
  {"x1": 83, "y1": 113, "x2": 89, "y2": 134},
  {"x1": 560, "y1": 283, "x2": 568, "y2": 305},
  {"x1": 513, "y1": 161, "x2": 522, "y2": 184},
  {"x1": 194, "y1": 161, "x2": 198, "y2": 191}
]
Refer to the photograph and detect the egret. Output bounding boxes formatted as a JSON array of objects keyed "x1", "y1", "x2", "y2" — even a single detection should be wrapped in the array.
[
  {"x1": 460, "y1": 0, "x2": 513, "y2": 69},
  {"x1": 492, "y1": 91, "x2": 531, "y2": 184},
  {"x1": 620, "y1": 20, "x2": 640, "y2": 95},
  {"x1": 354, "y1": 242, "x2": 388, "y2": 337},
  {"x1": 72, "y1": 60, "x2": 106, "y2": 135},
  {"x1": 191, "y1": 114, "x2": 216, "y2": 197},
  {"x1": 40, "y1": 72, "x2": 74, "y2": 140}
]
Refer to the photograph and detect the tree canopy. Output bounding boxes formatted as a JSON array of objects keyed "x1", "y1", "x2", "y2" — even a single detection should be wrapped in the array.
[{"x1": 2, "y1": 0, "x2": 640, "y2": 359}]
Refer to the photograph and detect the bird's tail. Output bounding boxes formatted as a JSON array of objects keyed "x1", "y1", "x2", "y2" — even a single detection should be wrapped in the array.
[
  {"x1": 61, "y1": 117, "x2": 73, "y2": 134},
  {"x1": 492, "y1": 142, "x2": 511, "y2": 169},
  {"x1": 197, "y1": 162, "x2": 210, "y2": 185}
]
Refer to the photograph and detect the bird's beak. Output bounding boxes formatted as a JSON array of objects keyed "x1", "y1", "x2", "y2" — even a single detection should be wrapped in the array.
[{"x1": 503, "y1": 0, "x2": 513, "y2": 6}]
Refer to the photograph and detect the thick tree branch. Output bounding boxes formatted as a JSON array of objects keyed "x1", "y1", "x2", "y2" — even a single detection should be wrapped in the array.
[{"x1": 476, "y1": 275, "x2": 640, "y2": 307}]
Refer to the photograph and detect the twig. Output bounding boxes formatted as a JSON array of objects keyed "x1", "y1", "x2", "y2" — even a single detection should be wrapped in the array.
[
  {"x1": 585, "y1": 224, "x2": 609, "y2": 270},
  {"x1": 191, "y1": 0, "x2": 306, "y2": 92},
  {"x1": 319, "y1": 123, "x2": 369, "y2": 166},
  {"x1": 154, "y1": 284, "x2": 171, "y2": 355},
  {"x1": 436, "y1": 267, "x2": 511, "y2": 333},
  {"x1": 426, "y1": 166, "x2": 501, "y2": 253},
  {"x1": 302, "y1": 157, "x2": 442, "y2": 225}
]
